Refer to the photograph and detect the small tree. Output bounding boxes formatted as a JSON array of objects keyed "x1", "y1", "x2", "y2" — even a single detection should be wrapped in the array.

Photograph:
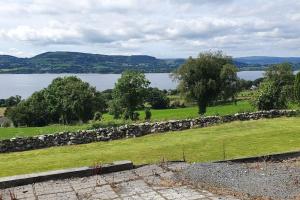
[
  {"x1": 173, "y1": 51, "x2": 235, "y2": 114},
  {"x1": 111, "y1": 70, "x2": 150, "y2": 120},
  {"x1": 145, "y1": 108, "x2": 152, "y2": 121}
]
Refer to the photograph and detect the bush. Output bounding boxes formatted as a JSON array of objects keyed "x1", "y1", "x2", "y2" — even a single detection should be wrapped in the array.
[
  {"x1": 146, "y1": 87, "x2": 170, "y2": 109},
  {"x1": 1, "y1": 118, "x2": 12, "y2": 127},
  {"x1": 108, "y1": 100, "x2": 123, "y2": 119},
  {"x1": 93, "y1": 111, "x2": 102, "y2": 121},
  {"x1": 145, "y1": 108, "x2": 152, "y2": 121},
  {"x1": 170, "y1": 100, "x2": 186, "y2": 108},
  {"x1": 252, "y1": 81, "x2": 288, "y2": 110},
  {"x1": 132, "y1": 112, "x2": 140, "y2": 120},
  {"x1": 5, "y1": 76, "x2": 106, "y2": 126}
]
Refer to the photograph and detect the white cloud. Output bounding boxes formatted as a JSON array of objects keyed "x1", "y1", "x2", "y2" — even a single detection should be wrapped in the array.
[{"x1": 0, "y1": 0, "x2": 299, "y2": 57}]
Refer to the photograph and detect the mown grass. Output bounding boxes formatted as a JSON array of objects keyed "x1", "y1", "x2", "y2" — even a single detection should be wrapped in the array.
[
  {"x1": 140, "y1": 100, "x2": 254, "y2": 121},
  {"x1": 0, "y1": 117, "x2": 299, "y2": 177},
  {"x1": 0, "y1": 101, "x2": 254, "y2": 140},
  {"x1": 0, "y1": 124, "x2": 91, "y2": 140}
]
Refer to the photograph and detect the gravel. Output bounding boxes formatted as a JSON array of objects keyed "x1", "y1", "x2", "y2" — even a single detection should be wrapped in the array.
[{"x1": 179, "y1": 158, "x2": 300, "y2": 199}]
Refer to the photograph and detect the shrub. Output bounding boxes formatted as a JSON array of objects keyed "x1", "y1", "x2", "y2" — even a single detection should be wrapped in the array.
[
  {"x1": 108, "y1": 99, "x2": 123, "y2": 119},
  {"x1": 132, "y1": 112, "x2": 140, "y2": 121},
  {"x1": 93, "y1": 112, "x2": 102, "y2": 121},
  {"x1": 5, "y1": 76, "x2": 106, "y2": 126},
  {"x1": 145, "y1": 108, "x2": 152, "y2": 121},
  {"x1": 1, "y1": 118, "x2": 11, "y2": 127},
  {"x1": 252, "y1": 81, "x2": 288, "y2": 110},
  {"x1": 170, "y1": 100, "x2": 186, "y2": 108},
  {"x1": 146, "y1": 87, "x2": 170, "y2": 109}
]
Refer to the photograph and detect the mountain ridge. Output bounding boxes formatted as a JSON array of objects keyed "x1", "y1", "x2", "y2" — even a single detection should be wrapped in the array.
[{"x1": 0, "y1": 51, "x2": 299, "y2": 73}]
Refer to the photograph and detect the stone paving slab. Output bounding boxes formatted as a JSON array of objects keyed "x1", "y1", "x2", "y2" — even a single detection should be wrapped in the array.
[{"x1": 0, "y1": 163, "x2": 240, "y2": 200}]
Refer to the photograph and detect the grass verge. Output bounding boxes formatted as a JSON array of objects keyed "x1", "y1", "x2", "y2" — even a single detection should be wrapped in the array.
[{"x1": 0, "y1": 117, "x2": 299, "y2": 177}]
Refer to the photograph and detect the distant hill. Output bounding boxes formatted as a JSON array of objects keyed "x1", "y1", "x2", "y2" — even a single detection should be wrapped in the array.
[
  {"x1": 0, "y1": 52, "x2": 185, "y2": 73},
  {"x1": 0, "y1": 52, "x2": 299, "y2": 73},
  {"x1": 234, "y1": 56, "x2": 300, "y2": 71},
  {"x1": 235, "y1": 56, "x2": 300, "y2": 65}
]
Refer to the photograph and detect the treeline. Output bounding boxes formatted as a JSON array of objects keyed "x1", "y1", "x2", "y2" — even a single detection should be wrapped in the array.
[
  {"x1": 3, "y1": 75, "x2": 183, "y2": 126},
  {"x1": 5, "y1": 51, "x2": 298, "y2": 127},
  {"x1": 174, "y1": 52, "x2": 300, "y2": 113},
  {"x1": 0, "y1": 95, "x2": 21, "y2": 107},
  {"x1": 3, "y1": 52, "x2": 240, "y2": 126}
]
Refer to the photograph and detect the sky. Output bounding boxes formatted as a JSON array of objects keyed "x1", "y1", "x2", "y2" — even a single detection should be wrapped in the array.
[{"x1": 0, "y1": 0, "x2": 299, "y2": 58}]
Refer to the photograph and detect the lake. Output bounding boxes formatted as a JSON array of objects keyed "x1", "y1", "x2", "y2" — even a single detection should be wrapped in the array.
[{"x1": 0, "y1": 71, "x2": 264, "y2": 99}]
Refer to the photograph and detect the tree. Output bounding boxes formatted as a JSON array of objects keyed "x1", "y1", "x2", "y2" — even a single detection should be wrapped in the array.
[
  {"x1": 294, "y1": 72, "x2": 300, "y2": 103},
  {"x1": 5, "y1": 101, "x2": 31, "y2": 127},
  {"x1": 265, "y1": 63, "x2": 294, "y2": 85},
  {"x1": 146, "y1": 87, "x2": 170, "y2": 109},
  {"x1": 6, "y1": 76, "x2": 106, "y2": 126},
  {"x1": 110, "y1": 70, "x2": 150, "y2": 120},
  {"x1": 173, "y1": 51, "x2": 235, "y2": 114},
  {"x1": 44, "y1": 76, "x2": 105, "y2": 123},
  {"x1": 220, "y1": 64, "x2": 239, "y2": 102},
  {"x1": 5, "y1": 91, "x2": 50, "y2": 127},
  {"x1": 253, "y1": 63, "x2": 294, "y2": 110},
  {"x1": 0, "y1": 95, "x2": 22, "y2": 107}
]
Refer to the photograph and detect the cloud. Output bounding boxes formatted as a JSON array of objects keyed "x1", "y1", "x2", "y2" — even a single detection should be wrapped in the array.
[{"x1": 0, "y1": 0, "x2": 299, "y2": 57}]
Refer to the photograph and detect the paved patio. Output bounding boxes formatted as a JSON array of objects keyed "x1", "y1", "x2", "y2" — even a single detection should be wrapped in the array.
[{"x1": 0, "y1": 163, "x2": 239, "y2": 200}]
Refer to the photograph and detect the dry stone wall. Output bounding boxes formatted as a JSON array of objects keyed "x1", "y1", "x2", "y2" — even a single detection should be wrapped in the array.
[{"x1": 0, "y1": 110, "x2": 297, "y2": 153}]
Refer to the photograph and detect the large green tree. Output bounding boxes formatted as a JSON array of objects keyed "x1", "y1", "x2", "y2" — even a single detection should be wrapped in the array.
[
  {"x1": 110, "y1": 70, "x2": 150, "y2": 120},
  {"x1": 44, "y1": 76, "x2": 105, "y2": 124},
  {"x1": 6, "y1": 76, "x2": 105, "y2": 126},
  {"x1": 173, "y1": 51, "x2": 236, "y2": 114}
]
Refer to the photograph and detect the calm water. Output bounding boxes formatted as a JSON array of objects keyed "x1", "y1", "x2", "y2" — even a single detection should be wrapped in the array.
[{"x1": 0, "y1": 71, "x2": 264, "y2": 99}]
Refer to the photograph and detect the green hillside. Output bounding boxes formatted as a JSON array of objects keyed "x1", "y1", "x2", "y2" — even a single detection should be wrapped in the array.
[{"x1": 1, "y1": 51, "x2": 300, "y2": 73}]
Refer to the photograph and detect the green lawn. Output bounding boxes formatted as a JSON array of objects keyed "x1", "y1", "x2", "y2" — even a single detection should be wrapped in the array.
[
  {"x1": 0, "y1": 101, "x2": 254, "y2": 140},
  {"x1": 0, "y1": 124, "x2": 91, "y2": 140},
  {"x1": 0, "y1": 117, "x2": 299, "y2": 177},
  {"x1": 141, "y1": 100, "x2": 254, "y2": 121}
]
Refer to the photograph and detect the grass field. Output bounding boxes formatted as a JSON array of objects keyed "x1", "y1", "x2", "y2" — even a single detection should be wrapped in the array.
[
  {"x1": 0, "y1": 124, "x2": 91, "y2": 140},
  {"x1": 0, "y1": 101, "x2": 254, "y2": 140},
  {"x1": 0, "y1": 117, "x2": 299, "y2": 177}
]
